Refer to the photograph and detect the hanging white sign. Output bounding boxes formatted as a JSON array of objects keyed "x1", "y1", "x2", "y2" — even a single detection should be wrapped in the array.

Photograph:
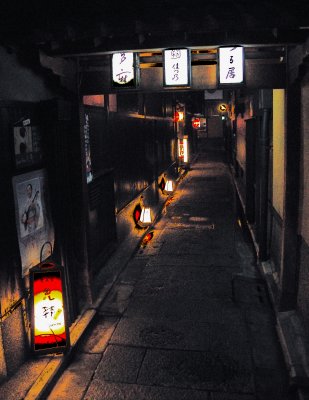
[
  {"x1": 219, "y1": 47, "x2": 244, "y2": 84},
  {"x1": 164, "y1": 49, "x2": 190, "y2": 86},
  {"x1": 112, "y1": 52, "x2": 135, "y2": 86}
]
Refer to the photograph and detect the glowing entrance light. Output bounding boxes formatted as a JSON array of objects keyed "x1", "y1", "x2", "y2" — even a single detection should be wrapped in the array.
[
  {"x1": 218, "y1": 46, "x2": 244, "y2": 85},
  {"x1": 30, "y1": 262, "x2": 69, "y2": 354},
  {"x1": 163, "y1": 48, "x2": 190, "y2": 87}
]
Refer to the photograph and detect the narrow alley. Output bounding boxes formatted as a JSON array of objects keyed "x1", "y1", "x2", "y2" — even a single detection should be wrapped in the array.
[{"x1": 44, "y1": 138, "x2": 290, "y2": 400}]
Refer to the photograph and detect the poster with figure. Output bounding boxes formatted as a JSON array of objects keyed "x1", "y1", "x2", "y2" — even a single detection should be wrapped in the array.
[{"x1": 12, "y1": 169, "x2": 54, "y2": 277}]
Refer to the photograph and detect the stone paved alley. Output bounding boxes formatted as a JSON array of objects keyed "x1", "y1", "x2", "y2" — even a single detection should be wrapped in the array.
[{"x1": 46, "y1": 138, "x2": 291, "y2": 400}]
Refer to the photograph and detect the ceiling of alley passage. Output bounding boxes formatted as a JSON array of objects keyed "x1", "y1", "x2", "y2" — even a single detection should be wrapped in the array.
[{"x1": 1, "y1": 0, "x2": 308, "y2": 55}]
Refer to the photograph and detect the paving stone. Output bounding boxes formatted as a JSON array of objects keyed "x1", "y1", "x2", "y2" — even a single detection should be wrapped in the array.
[
  {"x1": 47, "y1": 353, "x2": 101, "y2": 400},
  {"x1": 111, "y1": 316, "x2": 251, "y2": 363},
  {"x1": 137, "y1": 264, "x2": 239, "y2": 299},
  {"x1": 0, "y1": 358, "x2": 51, "y2": 400},
  {"x1": 137, "y1": 348, "x2": 254, "y2": 393},
  {"x1": 110, "y1": 316, "x2": 211, "y2": 350},
  {"x1": 117, "y1": 259, "x2": 148, "y2": 285},
  {"x1": 232, "y1": 276, "x2": 270, "y2": 308},
  {"x1": 147, "y1": 253, "x2": 240, "y2": 268},
  {"x1": 78, "y1": 315, "x2": 119, "y2": 353},
  {"x1": 84, "y1": 380, "x2": 210, "y2": 400},
  {"x1": 254, "y1": 367, "x2": 290, "y2": 400},
  {"x1": 124, "y1": 290, "x2": 244, "y2": 323},
  {"x1": 210, "y1": 393, "x2": 255, "y2": 400},
  {"x1": 93, "y1": 344, "x2": 145, "y2": 383},
  {"x1": 98, "y1": 284, "x2": 135, "y2": 315}
]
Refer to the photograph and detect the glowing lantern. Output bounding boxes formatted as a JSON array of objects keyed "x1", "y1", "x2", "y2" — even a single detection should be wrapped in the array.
[
  {"x1": 163, "y1": 180, "x2": 174, "y2": 194},
  {"x1": 192, "y1": 118, "x2": 201, "y2": 129},
  {"x1": 138, "y1": 207, "x2": 152, "y2": 228},
  {"x1": 141, "y1": 231, "x2": 154, "y2": 247},
  {"x1": 30, "y1": 262, "x2": 69, "y2": 354},
  {"x1": 178, "y1": 137, "x2": 188, "y2": 163},
  {"x1": 174, "y1": 111, "x2": 184, "y2": 122}
]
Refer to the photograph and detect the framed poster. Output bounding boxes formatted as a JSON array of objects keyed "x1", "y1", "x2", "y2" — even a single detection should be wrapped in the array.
[
  {"x1": 12, "y1": 169, "x2": 54, "y2": 276},
  {"x1": 13, "y1": 118, "x2": 42, "y2": 169}
]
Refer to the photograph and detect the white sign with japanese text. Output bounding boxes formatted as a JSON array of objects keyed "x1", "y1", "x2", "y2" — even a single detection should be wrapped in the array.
[
  {"x1": 164, "y1": 49, "x2": 190, "y2": 86},
  {"x1": 112, "y1": 52, "x2": 135, "y2": 86},
  {"x1": 219, "y1": 47, "x2": 244, "y2": 84}
]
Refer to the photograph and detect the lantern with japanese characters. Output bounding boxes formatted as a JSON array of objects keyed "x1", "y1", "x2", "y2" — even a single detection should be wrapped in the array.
[
  {"x1": 178, "y1": 136, "x2": 189, "y2": 164},
  {"x1": 30, "y1": 262, "x2": 70, "y2": 354},
  {"x1": 192, "y1": 117, "x2": 201, "y2": 129}
]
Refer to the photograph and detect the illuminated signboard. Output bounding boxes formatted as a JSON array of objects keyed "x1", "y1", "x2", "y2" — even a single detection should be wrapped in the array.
[
  {"x1": 163, "y1": 49, "x2": 190, "y2": 86},
  {"x1": 218, "y1": 47, "x2": 244, "y2": 85},
  {"x1": 178, "y1": 137, "x2": 188, "y2": 163},
  {"x1": 30, "y1": 264, "x2": 69, "y2": 354},
  {"x1": 112, "y1": 52, "x2": 137, "y2": 87}
]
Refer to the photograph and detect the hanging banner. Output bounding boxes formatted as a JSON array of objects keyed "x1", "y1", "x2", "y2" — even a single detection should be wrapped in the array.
[
  {"x1": 163, "y1": 49, "x2": 190, "y2": 87},
  {"x1": 112, "y1": 52, "x2": 137, "y2": 87},
  {"x1": 218, "y1": 46, "x2": 244, "y2": 85}
]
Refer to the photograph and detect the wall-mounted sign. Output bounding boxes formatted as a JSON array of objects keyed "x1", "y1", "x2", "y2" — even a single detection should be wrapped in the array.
[
  {"x1": 13, "y1": 118, "x2": 42, "y2": 169},
  {"x1": 163, "y1": 49, "x2": 190, "y2": 87},
  {"x1": 30, "y1": 263, "x2": 69, "y2": 354},
  {"x1": 112, "y1": 52, "x2": 137, "y2": 87},
  {"x1": 218, "y1": 103, "x2": 228, "y2": 112},
  {"x1": 83, "y1": 112, "x2": 93, "y2": 183},
  {"x1": 218, "y1": 47, "x2": 244, "y2": 85}
]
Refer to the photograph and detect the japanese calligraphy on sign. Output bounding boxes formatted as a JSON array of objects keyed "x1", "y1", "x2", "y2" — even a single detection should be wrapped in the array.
[
  {"x1": 32, "y1": 269, "x2": 68, "y2": 352},
  {"x1": 112, "y1": 52, "x2": 135, "y2": 87},
  {"x1": 218, "y1": 47, "x2": 244, "y2": 84},
  {"x1": 164, "y1": 49, "x2": 190, "y2": 86}
]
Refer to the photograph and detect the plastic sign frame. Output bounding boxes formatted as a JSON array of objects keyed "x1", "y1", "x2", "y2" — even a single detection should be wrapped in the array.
[
  {"x1": 163, "y1": 48, "x2": 191, "y2": 87},
  {"x1": 112, "y1": 52, "x2": 139, "y2": 88},
  {"x1": 218, "y1": 46, "x2": 245, "y2": 86},
  {"x1": 30, "y1": 263, "x2": 70, "y2": 355}
]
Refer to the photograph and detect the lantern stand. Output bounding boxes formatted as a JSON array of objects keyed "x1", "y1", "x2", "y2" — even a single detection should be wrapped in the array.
[
  {"x1": 134, "y1": 196, "x2": 153, "y2": 229},
  {"x1": 29, "y1": 241, "x2": 70, "y2": 355}
]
